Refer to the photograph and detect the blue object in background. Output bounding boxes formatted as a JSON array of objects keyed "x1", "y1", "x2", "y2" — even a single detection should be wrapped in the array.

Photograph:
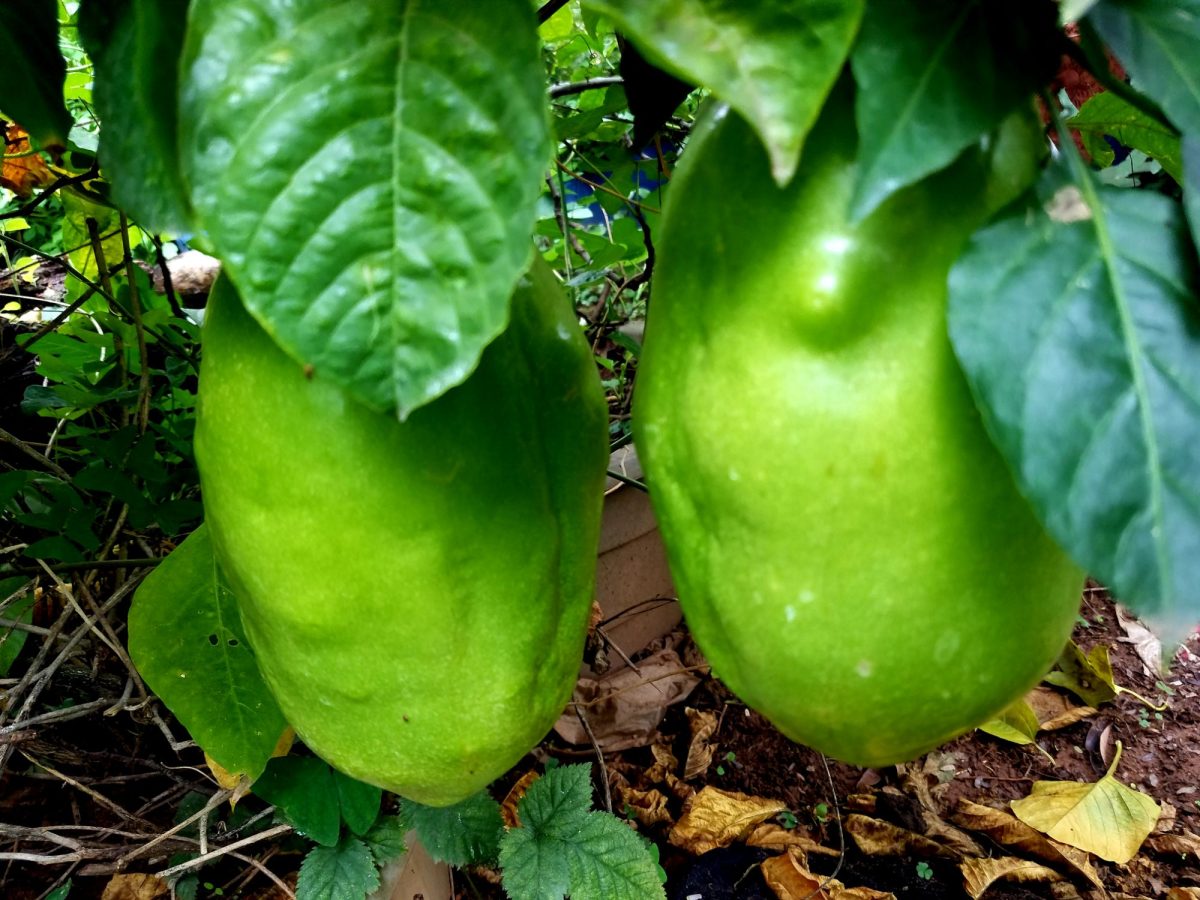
[{"x1": 562, "y1": 140, "x2": 677, "y2": 227}]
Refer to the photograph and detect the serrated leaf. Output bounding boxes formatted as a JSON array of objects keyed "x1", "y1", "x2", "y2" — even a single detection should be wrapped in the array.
[
  {"x1": 1185, "y1": 135, "x2": 1200, "y2": 249},
  {"x1": 178, "y1": 0, "x2": 550, "y2": 419},
  {"x1": 979, "y1": 698, "x2": 1041, "y2": 745},
  {"x1": 404, "y1": 790, "x2": 503, "y2": 867},
  {"x1": 1011, "y1": 748, "x2": 1161, "y2": 863},
  {"x1": 78, "y1": 0, "x2": 193, "y2": 232},
  {"x1": 850, "y1": 0, "x2": 1059, "y2": 221},
  {"x1": 947, "y1": 164, "x2": 1200, "y2": 642},
  {"x1": 582, "y1": 0, "x2": 863, "y2": 184},
  {"x1": 362, "y1": 816, "x2": 409, "y2": 867},
  {"x1": 333, "y1": 770, "x2": 382, "y2": 837},
  {"x1": 0, "y1": 0, "x2": 70, "y2": 144},
  {"x1": 1087, "y1": 0, "x2": 1200, "y2": 135},
  {"x1": 499, "y1": 765, "x2": 665, "y2": 900},
  {"x1": 128, "y1": 525, "x2": 288, "y2": 781},
  {"x1": 1070, "y1": 90, "x2": 1184, "y2": 180},
  {"x1": 297, "y1": 834, "x2": 380, "y2": 900},
  {"x1": 253, "y1": 757, "x2": 341, "y2": 846}
]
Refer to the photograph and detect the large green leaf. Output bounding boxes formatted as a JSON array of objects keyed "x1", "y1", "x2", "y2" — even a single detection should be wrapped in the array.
[
  {"x1": 1185, "y1": 136, "x2": 1200, "y2": 249},
  {"x1": 1068, "y1": 90, "x2": 1183, "y2": 181},
  {"x1": 1087, "y1": 0, "x2": 1200, "y2": 135},
  {"x1": 0, "y1": 0, "x2": 70, "y2": 145},
  {"x1": 78, "y1": 0, "x2": 193, "y2": 232},
  {"x1": 850, "y1": 0, "x2": 1059, "y2": 221},
  {"x1": 582, "y1": 0, "x2": 863, "y2": 184},
  {"x1": 948, "y1": 164, "x2": 1200, "y2": 641},
  {"x1": 178, "y1": 0, "x2": 550, "y2": 418},
  {"x1": 128, "y1": 525, "x2": 288, "y2": 780}
]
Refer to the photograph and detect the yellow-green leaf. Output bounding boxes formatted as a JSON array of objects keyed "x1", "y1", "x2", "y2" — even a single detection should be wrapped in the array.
[
  {"x1": 1042, "y1": 640, "x2": 1118, "y2": 707},
  {"x1": 979, "y1": 698, "x2": 1040, "y2": 745}
]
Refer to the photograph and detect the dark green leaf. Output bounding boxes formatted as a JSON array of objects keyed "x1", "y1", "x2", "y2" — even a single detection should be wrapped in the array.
[
  {"x1": 78, "y1": 0, "x2": 193, "y2": 232},
  {"x1": 1185, "y1": 136, "x2": 1200, "y2": 249},
  {"x1": 23, "y1": 536, "x2": 85, "y2": 562},
  {"x1": 1088, "y1": 0, "x2": 1200, "y2": 134},
  {"x1": 404, "y1": 791, "x2": 503, "y2": 867},
  {"x1": 582, "y1": 0, "x2": 863, "y2": 184},
  {"x1": 362, "y1": 815, "x2": 409, "y2": 866},
  {"x1": 128, "y1": 525, "x2": 288, "y2": 781},
  {"x1": 499, "y1": 765, "x2": 665, "y2": 900},
  {"x1": 179, "y1": 0, "x2": 551, "y2": 418},
  {"x1": 0, "y1": 577, "x2": 35, "y2": 677},
  {"x1": 296, "y1": 834, "x2": 380, "y2": 900},
  {"x1": 948, "y1": 164, "x2": 1200, "y2": 642},
  {"x1": 254, "y1": 757, "x2": 341, "y2": 846},
  {"x1": 850, "y1": 0, "x2": 1059, "y2": 221},
  {"x1": 0, "y1": 0, "x2": 70, "y2": 144},
  {"x1": 1069, "y1": 90, "x2": 1183, "y2": 180},
  {"x1": 333, "y1": 770, "x2": 382, "y2": 837}
]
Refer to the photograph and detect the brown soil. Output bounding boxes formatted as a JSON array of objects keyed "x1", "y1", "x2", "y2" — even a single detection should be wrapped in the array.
[{"x1": 1, "y1": 586, "x2": 1198, "y2": 899}]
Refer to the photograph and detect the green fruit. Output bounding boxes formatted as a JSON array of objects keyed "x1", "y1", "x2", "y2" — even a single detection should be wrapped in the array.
[
  {"x1": 633, "y1": 96, "x2": 1085, "y2": 768},
  {"x1": 196, "y1": 259, "x2": 607, "y2": 806}
]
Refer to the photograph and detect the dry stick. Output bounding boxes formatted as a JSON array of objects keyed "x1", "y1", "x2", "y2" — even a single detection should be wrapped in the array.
[
  {"x1": 71, "y1": 574, "x2": 148, "y2": 704},
  {"x1": 117, "y1": 788, "x2": 233, "y2": 866},
  {"x1": 0, "y1": 696, "x2": 115, "y2": 732},
  {"x1": 573, "y1": 706, "x2": 613, "y2": 813},
  {"x1": 154, "y1": 824, "x2": 294, "y2": 881},
  {"x1": 38, "y1": 566, "x2": 126, "y2": 663},
  {"x1": 226, "y1": 849, "x2": 295, "y2": 900},
  {"x1": 119, "y1": 213, "x2": 152, "y2": 435},
  {"x1": 21, "y1": 751, "x2": 161, "y2": 832},
  {"x1": 548, "y1": 76, "x2": 623, "y2": 99},
  {"x1": 0, "y1": 427, "x2": 71, "y2": 480}
]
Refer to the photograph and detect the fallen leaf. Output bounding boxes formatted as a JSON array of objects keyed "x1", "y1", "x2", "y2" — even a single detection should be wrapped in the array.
[
  {"x1": 979, "y1": 698, "x2": 1040, "y2": 745},
  {"x1": 747, "y1": 823, "x2": 840, "y2": 857},
  {"x1": 1167, "y1": 889, "x2": 1200, "y2": 899},
  {"x1": 1146, "y1": 830, "x2": 1200, "y2": 860},
  {"x1": 1116, "y1": 606, "x2": 1163, "y2": 675},
  {"x1": 960, "y1": 857, "x2": 1063, "y2": 899},
  {"x1": 761, "y1": 846, "x2": 895, "y2": 900},
  {"x1": 1026, "y1": 686, "x2": 1098, "y2": 731},
  {"x1": 844, "y1": 814, "x2": 955, "y2": 859},
  {"x1": 646, "y1": 740, "x2": 679, "y2": 783},
  {"x1": 554, "y1": 648, "x2": 699, "y2": 751},
  {"x1": 1155, "y1": 801, "x2": 1177, "y2": 834},
  {"x1": 101, "y1": 873, "x2": 169, "y2": 900},
  {"x1": 950, "y1": 799, "x2": 1103, "y2": 889},
  {"x1": 683, "y1": 707, "x2": 718, "y2": 780},
  {"x1": 613, "y1": 780, "x2": 673, "y2": 828},
  {"x1": 1, "y1": 124, "x2": 55, "y2": 198},
  {"x1": 897, "y1": 772, "x2": 986, "y2": 858},
  {"x1": 669, "y1": 786, "x2": 786, "y2": 854},
  {"x1": 501, "y1": 770, "x2": 538, "y2": 828},
  {"x1": 1010, "y1": 743, "x2": 1161, "y2": 863},
  {"x1": 1043, "y1": 641, "x2": 1119, "y2": 707}
]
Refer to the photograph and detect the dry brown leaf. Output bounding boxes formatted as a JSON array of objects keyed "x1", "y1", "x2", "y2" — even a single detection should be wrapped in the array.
[
  {"x1": 614, "y1": 781, "x2": 673, "y2": 828},
  {"x1": 647, "y1": 740, "x2": 679, "y2": 783},
  {"x1": 101, "y1": 874, "x2": 169, "y2": 900},
  {"x1": 950, "y1": 799, "x2": 1104, "y2": 889},
  {"x1": 1027, "y1": 685, "x2": 1098, "y2": 731},
  {"x1": 668, "y1": 786, "x2": 786, "y2": 854},
  {"x1": 553, "y1": 648, "x2": 699, "y2": 751},
  {"x1": 900, "y1": 771, "x2": 986, "y2": 858},
  {"x1": 1168, "y1": 890, "x2": 1200, "y2": 900},
  {"x1": 1155, "y1": 801, "x2": 1178, "y2": 834},
  {"x1": 683, "y1": 706, "x2": 718, "y2": 780},
  {"x1": 747, "y1": 823, "x2": 840, "y2": 857},
  {"x1": 844, "y1": 814, "x2": 955, "y2": 859},
  {"x1": 960, "y1": 857, "x2": 1064, "y2": 899},
  {"x1": 1116, "y1": 605, "x2": 1163, "y2": 675},
  {"x1": 1146, "y1": 830, "x2": 1200, "y2": 860},
  {"x1": 501, "y1": 770, "x2": 539, "y2": 828},
  {"x1": 761, "y1": 847, "x2": 895, "y2": 900},
  {"x1": 1, "y1": 124, "x2": 55, "y2": 198}
]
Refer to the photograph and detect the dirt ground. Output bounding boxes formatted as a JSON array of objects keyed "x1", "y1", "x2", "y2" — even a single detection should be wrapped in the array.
[{"x1": 1, "y1": 580, "x2": 1198, "y2": 899}]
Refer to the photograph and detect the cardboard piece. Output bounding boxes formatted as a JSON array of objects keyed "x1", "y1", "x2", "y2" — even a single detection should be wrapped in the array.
[{"x1": 370, "y1": 833, "x2": 452, "y2": 900}]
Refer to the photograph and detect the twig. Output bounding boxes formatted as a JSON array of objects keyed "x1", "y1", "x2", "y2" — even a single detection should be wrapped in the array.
[
  {"x1": 0, "y1": 558, "x2": 161, "y2": 578},
  {"x1": 573, "y1": 707, "x2": 613, "y2": 814},
  {"x1": 536, "y1": 0, "x2": 570, "y2": 24},
  {"x1": 550, "y1": 76, "x2": 623, "y2": 99},
  {"x1": 20, "y1": 750, "x2": 160, "y2": 831},
  {"x1": 117, "y1": 788, "x2": 233, "y2": 866},
  {"x1": 154, "y1": 824, "x2": 294, "y2": 880},
  {"x1": 0, "y1": 696, "x2": 115, "y2": 733},
  {"x1": 0, "y1": 427, "x2": 71, "y2": 479}
]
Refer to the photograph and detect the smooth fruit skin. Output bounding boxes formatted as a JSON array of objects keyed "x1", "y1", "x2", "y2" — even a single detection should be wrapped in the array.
[
  {"x1": 196, "y1": 259, "x2": 607, "y2": 806},
  {"x1": 633, "y1": 97, "x2": 1085, "y2": 768}
]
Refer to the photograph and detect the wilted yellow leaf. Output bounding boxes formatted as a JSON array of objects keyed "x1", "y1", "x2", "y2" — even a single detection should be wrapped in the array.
[
  {"x1": 1026, "y1": 685, "x2": 1097, "y2": 731},
  {"x1": 101, "y1": 873, "x2": 169, "y2": 900},
  {"x1": 1, "y1": 124, "x2": 55, "y2": 198},
  {"x1": 1167, "y1": 888, "x2": 1200, "y2": 899},
  {"x1": 683, "y1": 707, "x2": 718, "y2": 780},
  {"x1": 1146, "y1": 830, "x2": 1200, "y2": 861},
  {"x1": 501, "y1": 770, "x2": 539, "y2": 828},
  {"x1": 950, "y1": 799, "x2": 1103, "y2": 889},
  {"x1": 747, "y1": 823, "x2": 840, "y2": 857},
  {"x1": 979, "y1": 698, "x2": 1040, "y2": 745},
  {"x1": 1010, "y1": 745, "x2": 1160, "y2": 863},
  {"x1": 668, "y1": 786, "x2": 786, "y2": 854},
  {"x1": 844, "y1": 814, "x2": 955, "y2": 859},
  {"x1": 1043, "y1": 641, "x2": 1119, "y2": 707},
  {"x1": 960, "y1": 857, "x2": 1063, "y2": 899},
  {"x1": 761, "y1": 847, "x2": 894, "y2": 900}
]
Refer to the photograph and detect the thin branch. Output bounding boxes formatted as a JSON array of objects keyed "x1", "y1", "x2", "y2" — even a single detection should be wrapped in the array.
[
  {"x1": 536, "y1": 0, "x2": 570, "y2": 24},
  {"x1": 154, "y1": 824, "x2": 294, "y2": 880},
  {"x1": 0, "y1": 427, "x2": 71, "y2": 480},
  {"x1": 550, "y1": 76, "x2": 623, "y2": 99}
]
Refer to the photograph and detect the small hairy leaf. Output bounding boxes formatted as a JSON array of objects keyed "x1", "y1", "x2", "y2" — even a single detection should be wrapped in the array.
[
  {"x1": 1087, "y1": 0, "x2": 1200, "y2": 134},
  {"x1": 499, "y1": 765, "x2": 666, "y2": 900},
  {"x1": 297, "y1": 835, "x2": 380, "y2": 900},
  {"x1": 582, "y1": 0, "x2": 863, "y2": 184},
  {"x1": 362, "y1": 815, "x2": 409, "y2": 866},
  {"x1": 1068, "y1": 90, "x2": 1183, "y2": 181},
  {"x1": 948, "y1": 164, "x2": 1200, "y2": 641},
  {"x1": 404, "y1": 791, "x2": 503, "y2": 867},
  {"x1": 179, "y1": 0, "x2": 551, "y2": 418},
  {"x1": 78, "y1": 0, "x2": 193, "y2": 232},
  {"x1": 128, "y1": 525, "x2": 288, "y2": 781},
  {"x1": 850, "y1": 0, "x2": 1059, "y2": 220},
  {"x1": 0, "y1": 0, "x2": 70, "y2": 144}
]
